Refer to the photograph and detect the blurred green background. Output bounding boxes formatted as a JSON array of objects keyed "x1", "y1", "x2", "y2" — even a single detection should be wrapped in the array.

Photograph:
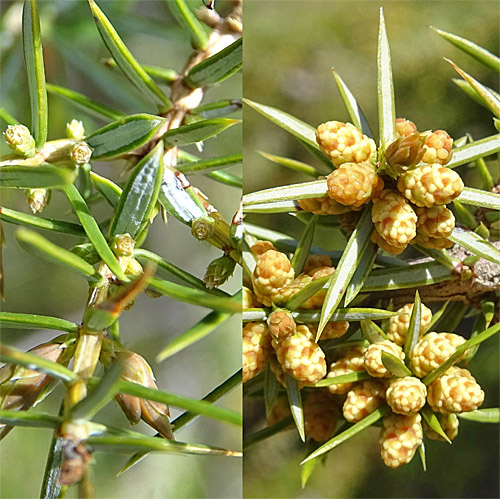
[
  {"x1": 0, "y1": 0, "x2": 241, "y2": 497},
  {"x1": 243, "y1": 1, "x2": 499, "y2": 498}
]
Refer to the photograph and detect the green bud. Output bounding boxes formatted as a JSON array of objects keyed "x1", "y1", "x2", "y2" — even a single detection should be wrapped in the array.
[
  {"x1": 191, "y1": 216, "x2": 215, "y2": 241},
  {"x1": 460, "y1": 267, "x2": 473, "y2": 281},
  {"x1": 124, "y1": 257, "x2": 143, "y2": 276},
  {"x1": 474, "y1": 223, "x2": 490, "y2": 240},
  {"x1": 66, "y1": 119, "x2": 85, "y2": 140},
  {"x1": 25, "y1": 188, "x2": 51, "y2": 213},
  {"x1": 4, "y1": 124, "x2": 36, "y2": 157},
  {"x1": 70, "y1": 243, "x2": 100, "y2": 264},
  {"x1": 204, "y1": 254, "x2": 236, "y2": 289},
  {"x1": 111, "y1": 234, "x2": 135, "y2": 257},
  {"x1": 462, "y1": 255, "x2": 480, "y2": 267},
  {"x1": 70, "y1": 142, "x2": 92, "y2": 165}
]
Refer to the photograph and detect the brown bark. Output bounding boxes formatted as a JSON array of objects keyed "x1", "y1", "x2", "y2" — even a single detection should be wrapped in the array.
[{"x1": 366, "y1": 241, "x2": 500, "y2": 315}]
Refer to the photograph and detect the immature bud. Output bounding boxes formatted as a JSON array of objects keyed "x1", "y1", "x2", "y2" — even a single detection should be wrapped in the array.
[
  {"x1": 272, "y1": 273, "x2": 311, "y2": 306},
  {"x1": 250, "y1": 240, "x2": 277, "y2": 257},
  {"x1": 242, "y1": 286, "x2": 259, "y2": 309},
  {"x1": 66, "y1": 119, "x2": 85, "y2": 140},
  {"x1": 71, "y1": 142, "x2": 92, "y2": 164},
  {"x1": 423, "y1": 413, "x2": 459, "y2": 441},
  {"x1": 318, "y1": 320, "x2": 349, "y2": 340},
  {"x1": 372, "y1": 189, "x2": 417, "y2": 249},
  {"x1": 379, "y1": 413, "x2": 423, "y2": 468},
  {"x1": 123, "y1": 257, "x2": 143, "y2": 277},
  {"x1": 252, "y1": 250, "x2": 294, "y2": 306},
  {"x1": 397, "y1": 164, "x2": 464, "y2": 207},
  {"x1": 272, "y1": 325, "x2": 326, "y2": 385},
  {"x1": 303, "y1": 254, "x2": 332, "y2": 274},
  {"x1": 326, "y1": 361, "x2": 356, "y2": 394},
  {"x1": 111, "y1": 233, "x2": 135, "y2": 257},
  {"x1": 415, "y1": 205, "x2": 455, "y2": 238},
  {"x1": 242, "y1": 322, "x2": 271, "y2": 383},
  {"x1": 4, "y1": 124, "x2": 36, "y2": 157},
  {"x1": 298, "y1": 196, "x2": 352, "y2": 215},
  {"x1": 410, "y1": 332, "x2": 466, "y2": 378},
  {"x1": 364, "y1": 340, "x2": 405, "y2": 378},
  {"x1": 115, "y1": 351, "x2": 173, "y2": 439},
  {"x1": 386, "y1": 377, "x2": 427, "y2": 415},
  {"x1": 274, "y1": 266, "x2": 333, "y2": 310},
  {"x1": 25, "y1": 188, "x2": 50, "y2": 213},
  {"x1": 371, "y1": 231, "x2": 406, "y2": 255},
  {"x1": 411, "y1": 231, "x2": 454, "y2": 250},
  {"x1": 384, "y1": 132, "x2": 426, "y2": 174},
  {"x1": 0, "y1": 341, "x2": 73, "y2": 438},
  {"x1": 342, "y1": 345, "x2": 369, "y2": 370},
  {"x1": 0, "y1": 342, "x2": 71, "y2": 412},
  {"x1": 267, "y1": 309, "x2": 296, "y2": 339},
  {"x1": 299, "y1": 266, "x2": 336, "y2": 310},
  {"x1": 395, "y1": 118, "x2": 418, "y2": 138},
  {"x1": 326, "y1": 162, "x2": 384, "y2": 207},
  {"x1": 422, "y1": 130, "x2": 453, "y2": 165},
  {"x1": 343, "y1": 379, "x2": 387, "y2": 422},
  {"x1": 191, "y1": 216, "x2": 215, "y2": 240},
  {"x1": 204, "y1": 255, "x2": 236, "y2": 289},
  {"x1": 316, "y1": 121, "x2": 376, "y2": 166},
  {"x1": 70, "y1": 243, "x2": 100, "y2": 264},
  {"x1": 387, "y1": 303, "x2": 432, "y2": 346},
  {"x1": 427, "y1": 367, "x2": 484, "y2": 414},
  {"x1": 326, "y1": 346, "x2": 367, "y2": 394},
  {"x1": 308, "y1": 266, "x2": 336, "y2": 280},
  {"x1": 304, "y1": 390, "x2": 338, "y2": 442}
]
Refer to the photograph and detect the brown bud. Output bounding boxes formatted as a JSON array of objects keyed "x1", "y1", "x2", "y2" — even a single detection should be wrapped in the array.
[
  {"x1": 1, "y1": 341, "x2": 74, "y2": 416},
  {"x1": 115, "y1": 351, "x2": 174, "y2": 439},
  {"x1": 250, "y1": 240, "x2": 277, "y2": 257},
  {"x1": 383, "y1": 132, "x2": 426, "y2": 175},
  {"x1": 58, "y1": 436, "x2": 92, "y2": 486},
  {"x1": 267, "y1": 309, "x2": 296, "y2": 339},
  {"x1": 303, "y1": 254, "x2": 333, "y2": 274}
]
